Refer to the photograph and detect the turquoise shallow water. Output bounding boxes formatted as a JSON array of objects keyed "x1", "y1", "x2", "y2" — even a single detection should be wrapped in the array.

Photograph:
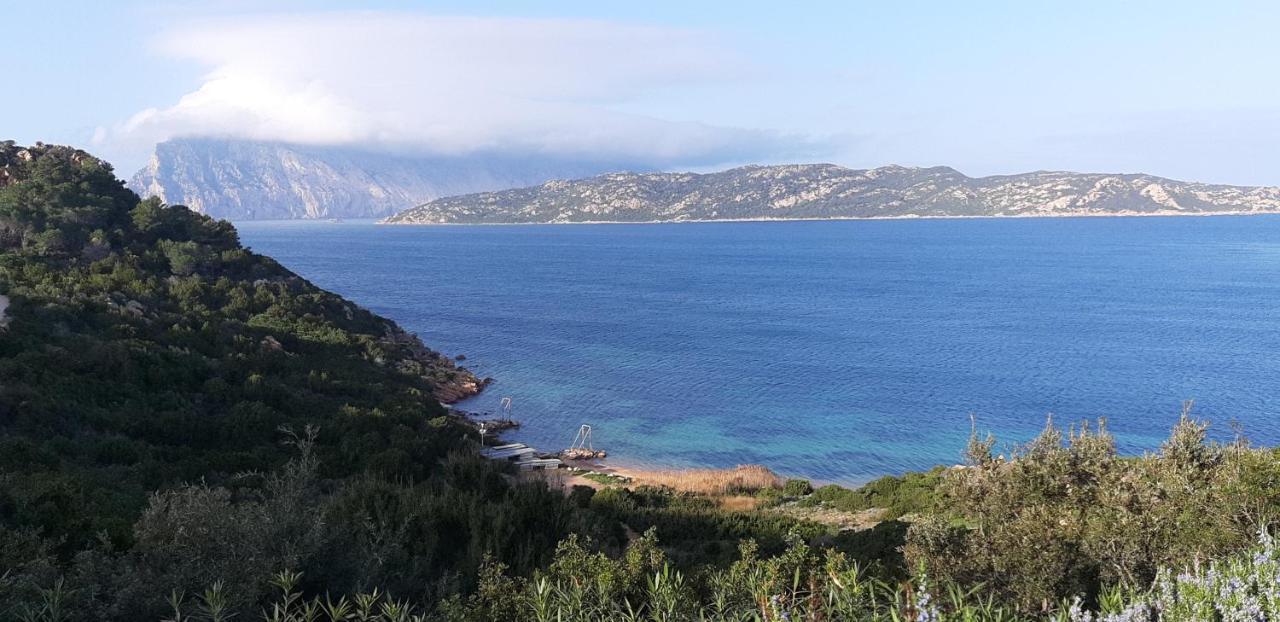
[{"x1": 237, "y1": 217, "x2": 1280, "y2": 484}]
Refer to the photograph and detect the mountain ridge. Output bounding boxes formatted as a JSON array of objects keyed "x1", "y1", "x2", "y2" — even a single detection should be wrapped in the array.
[
  {"x1": 129, "y1": 137, "x2": 638, "y2": 220},
  {"x1": 383, "y1": 163, "x2": 1280, "y2": 224}
]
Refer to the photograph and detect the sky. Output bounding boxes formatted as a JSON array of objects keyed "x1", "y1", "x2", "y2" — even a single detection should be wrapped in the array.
[{"x1": 7, "y1": 0, "x2": 1280, "y2": 184}]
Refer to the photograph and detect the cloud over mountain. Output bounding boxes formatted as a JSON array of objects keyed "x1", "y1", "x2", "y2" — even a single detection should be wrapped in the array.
[{"x1": 102, "y1": 12, "x2": 819, "y2": 167}]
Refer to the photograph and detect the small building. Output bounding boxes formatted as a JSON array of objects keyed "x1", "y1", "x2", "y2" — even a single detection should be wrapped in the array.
[
  {"x1": 516, "y1": 458, "x2": 563, "y2": 471},
  {"x1": 482, "y1": 445, "x2": 537, "y2": 461}
]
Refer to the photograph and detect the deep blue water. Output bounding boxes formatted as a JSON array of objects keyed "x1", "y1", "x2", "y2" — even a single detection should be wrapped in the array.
[{"x1": 237, "y1": 217, "x2": 1280, "y2": 484}]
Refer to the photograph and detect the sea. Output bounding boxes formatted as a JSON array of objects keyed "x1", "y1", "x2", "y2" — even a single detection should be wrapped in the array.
[{"x1": 236, "y1": 216, "x2": 1280, "y2": 484}]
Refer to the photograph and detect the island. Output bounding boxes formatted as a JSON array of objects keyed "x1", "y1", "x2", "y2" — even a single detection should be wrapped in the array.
[{"x1": 384, "y1": 163, "x2": 1280, "y2": 224}]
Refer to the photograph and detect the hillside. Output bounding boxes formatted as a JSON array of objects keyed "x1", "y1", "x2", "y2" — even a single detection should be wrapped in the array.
[
  {"x1": 0, "y1": 141, "x2": 599, "y2": 616},
  {"x1": 384, "y1": 163, "x2": 1280, "y2": 224},
  {"x1": 129, "y1": 138, "x2": 635, "y2": 220},
  {"x1": 0, "y1": 141, "x2": 884, "y2": 620}
]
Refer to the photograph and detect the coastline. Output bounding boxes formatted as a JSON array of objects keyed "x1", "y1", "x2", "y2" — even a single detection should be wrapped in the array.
[
  {"x1": 380, "y1": 208, "x2": 1280, "y2": 226},
  {"x1": 453, "y1": 403, "x2": 867, "y2": 491}
]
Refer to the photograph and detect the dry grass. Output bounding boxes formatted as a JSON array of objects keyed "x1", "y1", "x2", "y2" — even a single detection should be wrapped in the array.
[{"x1": 629, "y1": 464, "x2": 782, "y2": 495}]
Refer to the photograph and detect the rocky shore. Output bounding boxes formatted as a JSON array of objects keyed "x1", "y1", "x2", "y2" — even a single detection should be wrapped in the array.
[{"x1": 382, "y1": 325, "x2": 491, "y2": 403}]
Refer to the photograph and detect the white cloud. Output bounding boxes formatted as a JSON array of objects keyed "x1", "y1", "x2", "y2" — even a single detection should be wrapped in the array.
[{"x1": 103, "y1": 12, "x2": 819, "y2": 167}]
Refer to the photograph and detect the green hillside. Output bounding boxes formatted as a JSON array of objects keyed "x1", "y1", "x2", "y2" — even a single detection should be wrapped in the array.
[{"x1": 0, "y1": 142, "x2": 606, "y2": 616}]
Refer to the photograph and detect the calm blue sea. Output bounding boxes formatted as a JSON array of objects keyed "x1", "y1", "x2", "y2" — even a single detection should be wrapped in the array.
[{"x1": 237, "y1": 217, "x2": 1280, "y2": 484}]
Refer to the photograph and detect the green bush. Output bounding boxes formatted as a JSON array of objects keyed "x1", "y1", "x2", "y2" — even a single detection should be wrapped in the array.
[
  {"x1": 781, "y1": 478, "x2": 813, "y2": 497},
  {"x1": 753, "y1": 485, "x2": 784, "y2": 507},
  {"x1": 905, "y1": 416, "x2": 1280, "y2": 610},
  {"x1": 80, "y1": 529, "x2": 1280, "y2": 622},
  {"x1": 801, "y1": 467, "x2": 944, "y2": 519}
]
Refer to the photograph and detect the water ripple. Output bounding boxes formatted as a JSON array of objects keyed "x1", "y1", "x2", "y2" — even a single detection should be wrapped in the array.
[{"x1": 239, "y1": 216, "x2": 1280, "y2": 484}]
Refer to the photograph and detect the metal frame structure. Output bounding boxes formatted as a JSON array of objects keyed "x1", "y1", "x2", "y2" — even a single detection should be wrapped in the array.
[{"x1": 569, "y1": 424, "x2": 593, "y2": 451}]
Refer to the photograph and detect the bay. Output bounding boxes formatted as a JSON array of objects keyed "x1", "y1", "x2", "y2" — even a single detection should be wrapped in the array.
[{"x1": 238, "y1": 216, "x2": 1280, "y2": 483}]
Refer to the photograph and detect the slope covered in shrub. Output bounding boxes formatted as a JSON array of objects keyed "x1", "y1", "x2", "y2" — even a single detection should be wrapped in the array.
[{"x1": 0, "y1": 142, "x2": 594, "y2": 617}]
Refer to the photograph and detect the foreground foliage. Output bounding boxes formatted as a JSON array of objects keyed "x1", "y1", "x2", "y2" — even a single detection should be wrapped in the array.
[
  {"x1": 907, "y1": 412, "x2": 1280, "y2": 611},
  {"x1": 14, "y1": 529, "x2": 1279, "y2": 621}
]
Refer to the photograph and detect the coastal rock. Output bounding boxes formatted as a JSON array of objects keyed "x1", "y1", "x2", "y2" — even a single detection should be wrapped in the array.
[
  {"x1": 382, "y1": 325, "x2": 488, "y2": 403},
  {"x1": 384, "y1": 164, "x2": 1280, "y2": 224},
  {"x1": 433, "y1": 377, "x2": 487, "y2": 404}
]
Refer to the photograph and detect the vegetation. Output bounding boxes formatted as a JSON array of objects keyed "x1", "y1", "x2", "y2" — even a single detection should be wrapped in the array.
[
  {"x1": 0, "y1": 142, "x2": 605, "y2": 618},
  {"x1": 622, "y1": 465, "x2": 782, "y2": 496},
  {"x1": 906, "y1": 414, "x2": 1280, "y2": 612},
  {"x1": 16, "y1": 524, "x2": 1280, "y2": 621},
  {"x1": 799, "y1": 468, "x2": 944, "y2": 520},
  {"x1": 576, "y1": 470, "x2": 632, "y2": 486},
  {"x1": 781, "y1": 478, "x2": 814, "y2": 497},
  {"x1": 4, "y1": 142, "x2": 1280, "y2": 620}
]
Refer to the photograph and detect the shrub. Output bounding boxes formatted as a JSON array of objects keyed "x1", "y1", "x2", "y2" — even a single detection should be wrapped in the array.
[
  {"x1": 781, "y1": 478, "x2": 813, "y2": 497},
  {"x1": 906, "y1": 414, "x2": 1280, "y2": 611},
  {"x1": 802, "y1": 467, "x2": 944, "y2": 519}
]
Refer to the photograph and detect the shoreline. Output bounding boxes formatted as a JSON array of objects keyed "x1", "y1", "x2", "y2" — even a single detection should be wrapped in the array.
[
  {"x1": 451, "y1": 405, "x2": 787, "y2": 486},
  {"x1": 454, "y1": 405, "x2": 870, "y2": 490},
  {"x1": 381, "y1": 208, "x2": 1280, "y2": 227},
  {"x1": 560, "y1": 454, "x2": 887, "y2": 491},
  {"x1": 451, "y1": 401, "x2": 940, "y2": 490}
]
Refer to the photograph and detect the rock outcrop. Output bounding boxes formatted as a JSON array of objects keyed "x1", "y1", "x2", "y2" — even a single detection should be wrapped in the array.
[{"x1": 383, "y1": 325, "x2": 490, "y2": 403}]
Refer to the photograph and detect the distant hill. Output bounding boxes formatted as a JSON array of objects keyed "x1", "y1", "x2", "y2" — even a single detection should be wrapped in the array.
[
  {"x1": 129, "y1": 138, "x2": 634, "y2": 220},
  {"x1": 383, "y1": 164, "x2": 1280, "y2": 224}
]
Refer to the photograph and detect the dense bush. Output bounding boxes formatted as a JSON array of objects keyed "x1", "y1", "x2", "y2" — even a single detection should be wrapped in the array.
[
  {"x1": 589, "y1": 485, "x2": 829, "y2": 566},
  {"x1": 0, "y1": 143, "x2": 489, "y2": 554},
  {"x1": 27, "y1": 528, "x2": 1277, "y2": 621},
  {"x1": 800, "y1": 467, "x2": 944, "y2": 520},
  {"x1": 905, "y1": 414, "x2": 1280, "y2": 612},
  {"x1": 781, "y1": 478, "x2": 813, "y2": 497}
]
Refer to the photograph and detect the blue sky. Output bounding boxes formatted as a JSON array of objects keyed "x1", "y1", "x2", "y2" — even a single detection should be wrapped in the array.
[{"x1": 8, "y1": 1, "x2": 1280, "y2": 184}]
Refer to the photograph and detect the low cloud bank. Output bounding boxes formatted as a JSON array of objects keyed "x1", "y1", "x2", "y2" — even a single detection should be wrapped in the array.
[{"x1": 102, "y1": 12, "x2": 822, "y2": 168}]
